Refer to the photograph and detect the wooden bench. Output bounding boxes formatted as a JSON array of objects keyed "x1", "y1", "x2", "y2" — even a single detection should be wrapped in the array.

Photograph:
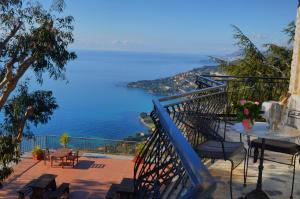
[
  {"x1": 46, "y1": 183, "x2": 70, "y2": 199},
  {"x1": 18, "y1": 186, "x2": 32, "y2": 199},
  {"x1": 17, "y1": 179, "x2": 37, "y2": 199}
]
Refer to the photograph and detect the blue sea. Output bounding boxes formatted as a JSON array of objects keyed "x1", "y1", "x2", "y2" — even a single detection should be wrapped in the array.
[{"x1": 31, "y1": 50, "x2": 214, "y2": 139}]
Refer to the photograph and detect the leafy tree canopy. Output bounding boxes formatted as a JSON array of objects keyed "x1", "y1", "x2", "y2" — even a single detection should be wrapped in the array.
[
  {"x1": 0, "y1": 0, "x2": 76, "y2": 182},
  {"x1": 216, "y1": 22, "x2": 294, "y2": 78}
]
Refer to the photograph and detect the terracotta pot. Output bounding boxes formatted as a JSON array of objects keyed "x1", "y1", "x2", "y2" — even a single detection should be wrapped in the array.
[
  {"x1": 242, "y1": 119, "x2": 253, "y2": 130},
  {"x1": 32, "y1": 153, "x2": 44, "y2": 160}
]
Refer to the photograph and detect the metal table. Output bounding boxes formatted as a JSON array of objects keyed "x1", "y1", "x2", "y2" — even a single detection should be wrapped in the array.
[
  {"x1": 50, "y1": 148, "x2": 72, "y2": 168},
  {"x1": 231, "y1": 122, "x2": 300, "y2": 199}
]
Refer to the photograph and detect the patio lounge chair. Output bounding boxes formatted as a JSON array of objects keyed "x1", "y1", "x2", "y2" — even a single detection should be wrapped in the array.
[{"x1": 245, "y1": 109, "x2": 300, "y2": 199}]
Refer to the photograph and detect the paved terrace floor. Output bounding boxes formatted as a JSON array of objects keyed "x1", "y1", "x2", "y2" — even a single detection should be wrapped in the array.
[
  {"x1": 0, "y1": 154, "x2": 134, "y2": 199},
  {"x1": 1, "y1": 152, "x2": 300, "y2": 199}
]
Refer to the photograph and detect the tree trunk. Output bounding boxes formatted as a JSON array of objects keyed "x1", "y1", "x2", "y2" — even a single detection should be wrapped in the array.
[{"x1": 0, "y1": 57, "x2": 34, "y2": 110}]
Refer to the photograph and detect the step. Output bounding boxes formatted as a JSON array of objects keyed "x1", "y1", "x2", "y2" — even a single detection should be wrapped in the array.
[{"x1": 106, "y1": 178, "x2": 134, "y2": 199}]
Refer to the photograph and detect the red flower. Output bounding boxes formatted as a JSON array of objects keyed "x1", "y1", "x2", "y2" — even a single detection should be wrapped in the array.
[{"x1": 244, "y1": 108, "x2": 249, "y2": 115}]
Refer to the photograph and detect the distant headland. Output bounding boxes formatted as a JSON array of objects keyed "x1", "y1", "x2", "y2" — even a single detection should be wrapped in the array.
[{"x1": 127, "y1": 65, "x2": 222, "y2": 96}]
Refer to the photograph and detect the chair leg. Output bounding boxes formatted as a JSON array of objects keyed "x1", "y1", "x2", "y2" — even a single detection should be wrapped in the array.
[
  {"x1": 244, "y1": 147, "x2": 251, "y2": 187},
  {"x1": 229, "y1": 161, "x2": 234, "y2": 199},
  {"x1": 290, "y1": 154, "x2": 297, "y2": 199},
  {"x1": 243, "y1": 148, "x2": 248, "y2": 187}
]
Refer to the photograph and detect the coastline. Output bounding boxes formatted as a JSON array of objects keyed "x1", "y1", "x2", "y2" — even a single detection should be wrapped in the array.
[{"x1": 127, "y1": 65, "x2": 222, "y2": 96}]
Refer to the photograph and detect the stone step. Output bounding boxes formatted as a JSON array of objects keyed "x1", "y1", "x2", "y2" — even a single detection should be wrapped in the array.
[{"x1": 106, "y1": 178, "x2": 134, "y2": 199}]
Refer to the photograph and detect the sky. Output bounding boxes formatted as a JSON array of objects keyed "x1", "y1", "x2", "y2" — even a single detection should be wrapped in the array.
[{"x1": 56, "y1": 0, "x2": 298, "y2": 54}]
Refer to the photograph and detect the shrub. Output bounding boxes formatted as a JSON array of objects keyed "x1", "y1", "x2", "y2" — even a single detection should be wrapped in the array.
[{"x1": 60, "y1": 132, "x2": 70, "y2": 148}]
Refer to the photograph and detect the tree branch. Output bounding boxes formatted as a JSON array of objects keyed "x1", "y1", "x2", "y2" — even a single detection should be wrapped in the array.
[
  {"x1": 0, "y1": 22, "x2": 22, "y2": 54},
  {"x1": 0, "y1": 57, "x2": 34, "y2": 110},
  {"x1": 16, "y1": 106, "x2": 34, "y2": 142},
  {"x1": 0, "y1": 59, "x2": 17, "y2": 90}
]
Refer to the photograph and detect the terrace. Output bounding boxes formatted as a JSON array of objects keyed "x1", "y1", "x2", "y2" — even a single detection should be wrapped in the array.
[
  {"x1": 1, "y1": 1, "x2": 300, "y2": 199},
  {"x1": 1, "y1": 74, "x2": 300, "y2": 199}
]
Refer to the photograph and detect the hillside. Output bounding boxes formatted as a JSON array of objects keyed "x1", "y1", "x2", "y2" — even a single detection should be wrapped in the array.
[{"x1": 127, "y1": 65, "x2": 222, "y2": 96}]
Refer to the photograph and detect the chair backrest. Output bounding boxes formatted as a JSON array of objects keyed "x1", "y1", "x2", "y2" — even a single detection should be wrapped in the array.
[
  {"x1": 173, "y1": 91, "x2": 227, "y2": 143},
  {"x1": 285, "y1": 109, "x2": 300, "y2": 129}
]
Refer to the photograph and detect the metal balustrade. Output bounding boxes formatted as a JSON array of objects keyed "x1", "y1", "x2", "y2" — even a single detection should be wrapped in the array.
[
  {"x1": 133, "y1": 77, "x2": 226, "y2": 199},
  {"x1": 20, "y1": 135, "x2": 138, "y2": 155},
  {"x1": 196, "y1": 75, "x2": 289, "y2": 120}
]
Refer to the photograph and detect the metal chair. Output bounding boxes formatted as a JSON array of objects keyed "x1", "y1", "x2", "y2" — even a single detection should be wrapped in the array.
[
  {"x1": 245, "y1": 109, "x2": 300, "y2": 199},
  {"x1": 178, "y1": 111, "x2": 247, "y2": 199},
  {"x1": 168, "y1": 89, "x2": 246, "y2": 199},
  {"x1": 66, "y1": 150, "x2": 79, "y2": 167}
]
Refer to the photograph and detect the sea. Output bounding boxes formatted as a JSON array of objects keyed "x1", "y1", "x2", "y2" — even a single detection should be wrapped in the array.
[{"x1": 30, "y1": 50, "x2": 215, "y2": 140}]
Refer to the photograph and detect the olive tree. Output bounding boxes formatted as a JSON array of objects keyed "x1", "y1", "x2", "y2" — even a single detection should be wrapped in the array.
[{"x1": 0, "y1": 0, "x2": 76, "y2": 183}]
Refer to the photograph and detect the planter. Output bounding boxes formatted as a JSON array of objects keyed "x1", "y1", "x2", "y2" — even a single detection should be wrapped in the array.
[
  {"x1": 32, "y1": 153, "x2": 44, "y2": 160},
  {"x1": 242, "y1": 119, "x2": 253, "y2": 130}
]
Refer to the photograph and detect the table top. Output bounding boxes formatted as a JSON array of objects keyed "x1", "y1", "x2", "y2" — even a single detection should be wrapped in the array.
[
  {"x1": 29, "y1": 174, "x2": 57, "y2": 189},
  {"x1": 231, "y1": 122, "x2": 300, "y2": 140},
  {"x1": 51, "y1": 148, "x2": 72, "y2": 158}
]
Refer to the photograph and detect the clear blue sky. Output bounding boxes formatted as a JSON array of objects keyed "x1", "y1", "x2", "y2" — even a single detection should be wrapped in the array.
[{"x1": 60, "y1": 0, "x2": 298, "y2": 54}]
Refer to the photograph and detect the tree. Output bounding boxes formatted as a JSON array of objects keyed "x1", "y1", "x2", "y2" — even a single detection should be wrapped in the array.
[
  {"x1": 0, "y1": 0, "x2": 76, "y2": 183},
  {"x1": 216, "y1": 23, "x2": 294, "y2": 78},
  {"x1": 283, "y1": 21, "x2": 296, "y2": 45}
]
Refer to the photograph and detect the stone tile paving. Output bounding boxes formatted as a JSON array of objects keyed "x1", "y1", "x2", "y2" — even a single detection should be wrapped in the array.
[
  {"x1": 210, "y1": 152, "x2": 300, "y2": 199},
  {"x1": 0, "y1": 156, "x2": 134, "y2": 199}
]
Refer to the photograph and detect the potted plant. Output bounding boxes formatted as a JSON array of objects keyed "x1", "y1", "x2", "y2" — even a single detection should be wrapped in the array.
[
  {"x1": 60, "y1": 132, "x2": 70, "y2": 148},
  {"x1": 32, "y1": 145, "x2": 44, "y2": 160},
  {"x1": 236, "y1": 99, "x2": 261, "y2": 130}
]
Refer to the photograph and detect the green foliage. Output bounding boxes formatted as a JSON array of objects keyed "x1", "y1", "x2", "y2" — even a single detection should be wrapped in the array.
[
  {"x1": 0, "y1": 0, "x2": 76, "y2": 182},
  {"x1": 60, "y1": 132, "x2": 70, "y2": 148},
  {"x1": 217, "y1": 23, "x2": 293, "y2": 78},
  {"x1": 2, "y1": 83, "x2": 58, "y2": 137},
  {"x1": 0, "y1": 136, "x2": 19, "y2": 182},
  {"x1": 283, "y1": 21, "x2": 296, "y2": 45},
  {"x1": 236, "y1": 100, "x2": 261, "y2": 124},
  {"x1": 32, "y1": 145, "x2": 43, "y2": 156},
  {"x1": 135, "y1": 142, "x2": 145, "y2": 155}
]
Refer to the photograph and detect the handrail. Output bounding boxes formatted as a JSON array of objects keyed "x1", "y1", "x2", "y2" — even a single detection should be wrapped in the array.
[
  {"x1": 20, "y1": 135, "x2": 139, "y2": 155},
  {"x1": 133, "y1": 75, "x2": 225, "y2": 198},
  {"x1": 152, "y1": 99, "x2": 216, "y2": 197},
  {"x1": 27, "y1": 135, "x2": 138, "y2": 143},
  {"x1": 200, "y1": 74, "x2": 290, "y2": 81}
]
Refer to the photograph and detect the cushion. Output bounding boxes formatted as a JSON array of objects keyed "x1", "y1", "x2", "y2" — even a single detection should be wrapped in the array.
[
  {"x1": 195, "y1": 140, "x2": 244, "y2": 159},
  {"x1": 251, "y1": 138, "x2": 300, "y2": 155}
]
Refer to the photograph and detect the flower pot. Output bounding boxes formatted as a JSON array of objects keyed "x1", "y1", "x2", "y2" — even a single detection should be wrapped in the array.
[
  {"x1": 32, "y1": 153, "x2": 44, "y2": 160},
  {"x1": 242, "y1": 119, "x2": 253, "y2": 130}
]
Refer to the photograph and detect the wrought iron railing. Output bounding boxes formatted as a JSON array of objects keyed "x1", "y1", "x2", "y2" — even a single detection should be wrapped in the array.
[
  {"x1": 133, "y1": 77, "x2": 226, "y2": 199},
  {"x1": 20, "y1": 135, "x2": 138, "y2": 155},
  {"x1": 196, "y1": 75, "x2": 290, "y2": 119}
]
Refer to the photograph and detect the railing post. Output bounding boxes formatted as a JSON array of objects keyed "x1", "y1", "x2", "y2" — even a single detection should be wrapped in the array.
[
  {"x1": 45, "y1": 136, "x2": 48, "y2": 149},
  {"x1": 33, "y1": 137, "x2": 36, "y2": 149}
]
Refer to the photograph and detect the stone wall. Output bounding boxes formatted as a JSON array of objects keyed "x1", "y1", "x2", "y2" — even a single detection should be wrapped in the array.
[{"x1": 288, "y1": 4, "x2": 300, "y2": 129}]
